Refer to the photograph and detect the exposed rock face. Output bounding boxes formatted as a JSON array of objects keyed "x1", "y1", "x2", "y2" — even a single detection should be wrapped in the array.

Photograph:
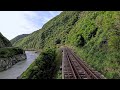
[{"x1": 0, "y1": 54, "x2": 27, "y2": 71}]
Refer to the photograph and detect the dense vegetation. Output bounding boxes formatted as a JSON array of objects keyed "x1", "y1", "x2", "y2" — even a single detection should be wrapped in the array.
[
  {"x1": 13, "y1": 11, "x2": 81, "y2": 50},
  {"x1": 0, "y1": 32, "x2": 25, "y2": 58},
  {"x1": 20, "y1": 48, "x2": 61, "y2": 79},
  {"x1": 67, "y1": 11, "x2": 120, "y2": 78},
  {"x1": 0, "y1": 47, "x2": 25, "y2": 58},
  {"x1": 14, "y1": 11, "x2": 120, "y2": 79},
  {"x1": 10, "y1": 34, "x2": 29, "y2": 45},
  {"x1": 0, "y1": 32, "x2": 12, "y2": 48}
]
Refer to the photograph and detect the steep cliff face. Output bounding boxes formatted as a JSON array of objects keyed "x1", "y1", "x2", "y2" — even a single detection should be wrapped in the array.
[
  {"x1": 0, "y1": 33, "x2": 27, "y2": 71},
  {"x1": 0, "y1": 47, "x2": 27, "y2": 71},
  {"x1": 0, "y1": 32, "x2": 12, "y2": 48},
  {"x1": 0, "y1": 53, "x2": 26, "y2": 71}
]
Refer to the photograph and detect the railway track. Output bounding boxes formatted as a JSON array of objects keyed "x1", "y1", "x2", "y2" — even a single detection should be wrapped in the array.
[{"x1": 62, "y1": 47, "x2": 105, "y2": 79}]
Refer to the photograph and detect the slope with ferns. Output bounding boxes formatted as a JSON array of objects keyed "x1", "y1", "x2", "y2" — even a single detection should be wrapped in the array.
[{"x1": 14, "y1": 11, "x2": 120, "y2": 79}]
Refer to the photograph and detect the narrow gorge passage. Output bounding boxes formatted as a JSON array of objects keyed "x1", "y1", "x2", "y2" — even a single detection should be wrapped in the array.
[{"x1": 0, "y1": 51, "x2": 39, "y2": 79}]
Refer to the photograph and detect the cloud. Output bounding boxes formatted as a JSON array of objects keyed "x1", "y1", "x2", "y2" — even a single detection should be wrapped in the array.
[
  {"x1": 23, "y1": 11, "x2": 62, "y2": 27},
  {"x1": 49, "y1": 11, "x2": 58, "y2": 17},
  {"x1": 0, "y1": 11, "x2": 61, "y2": 40}
]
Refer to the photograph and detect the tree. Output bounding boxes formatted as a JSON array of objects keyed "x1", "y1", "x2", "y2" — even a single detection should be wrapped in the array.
[
  {"x1": 55, "y1": 39, "x2": 61, "y2": 44},
  {"x1": 76, "y1": 34, "x2": 86, "y2": 47}
]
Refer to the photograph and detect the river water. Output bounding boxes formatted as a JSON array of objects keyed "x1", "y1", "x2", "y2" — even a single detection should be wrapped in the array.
[{"x1": 0, "y1": 51, "x2": 39, "y2": 79}]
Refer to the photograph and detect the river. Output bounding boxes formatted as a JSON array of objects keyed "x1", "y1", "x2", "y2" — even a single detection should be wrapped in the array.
[{"x1": 0, "y1": 51, "x2": 39, "y2": 79}]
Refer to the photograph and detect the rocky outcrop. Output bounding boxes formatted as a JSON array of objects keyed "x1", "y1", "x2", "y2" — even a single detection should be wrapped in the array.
[{"x1": 0, "y1": 54, "x2": 27, "y2": 71}]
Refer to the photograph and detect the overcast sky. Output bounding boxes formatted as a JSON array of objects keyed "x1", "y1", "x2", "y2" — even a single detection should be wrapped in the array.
[{"x1": 0, "y1": 11, "x2": 62, "y2": 40}]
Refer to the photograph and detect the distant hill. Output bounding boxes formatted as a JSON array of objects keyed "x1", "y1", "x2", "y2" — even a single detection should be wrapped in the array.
[
  {"x1": 13, "y1": 11, "x2": 120, "y2": 78},
  {"x1": 0, "y1": 32, "x2": 12, "y2": 48},
  {"x1": 11, "y1": 34, "x2": 29, "y2": 45}
]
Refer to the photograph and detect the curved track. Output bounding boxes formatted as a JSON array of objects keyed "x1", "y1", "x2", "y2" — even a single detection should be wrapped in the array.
[{"x1": 62, "y1": 46, "x2": 105, "y2": 79}]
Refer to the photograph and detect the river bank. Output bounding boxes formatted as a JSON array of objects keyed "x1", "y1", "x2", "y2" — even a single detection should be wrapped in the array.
[{"x1": 0, "y1": 51, "x2": 39, "y2": 79}]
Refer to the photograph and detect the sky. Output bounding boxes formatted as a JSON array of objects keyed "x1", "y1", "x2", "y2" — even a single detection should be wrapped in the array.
[{"x1": 0, "y1": 11, "x2": 62, "y2": 40}]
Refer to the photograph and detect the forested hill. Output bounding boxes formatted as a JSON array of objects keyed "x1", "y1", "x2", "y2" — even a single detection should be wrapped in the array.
[
  {"x1": 11, "y1": 34, "x2": 29, "y2": 45},
  {"x1": 13, "y1": 11, "x2": 81, "y2": 49},
  {"x1": 13, "y1": 11, "x2": 120, "y2": 78},
  {"x1": 0, "y1": 32, "x2": 12, "y2": 48}
]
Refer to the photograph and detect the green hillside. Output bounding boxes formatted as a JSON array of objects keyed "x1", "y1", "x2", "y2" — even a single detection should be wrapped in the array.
[
  {"x1": 10, "y1": 34, "x2": 29, "y2": 45},
  {"x1": 14, "y1": 11, "x2": 120, "y2": 79},
  {"x1": 0, "y1": 32, "x2": 12, "y2": 48},
  {"x1": 13, "y1": 11, "x2": 81, "y2": 50},
  {"x1": 0, "y1": 32, "x2": 25, "y2": 58}
]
